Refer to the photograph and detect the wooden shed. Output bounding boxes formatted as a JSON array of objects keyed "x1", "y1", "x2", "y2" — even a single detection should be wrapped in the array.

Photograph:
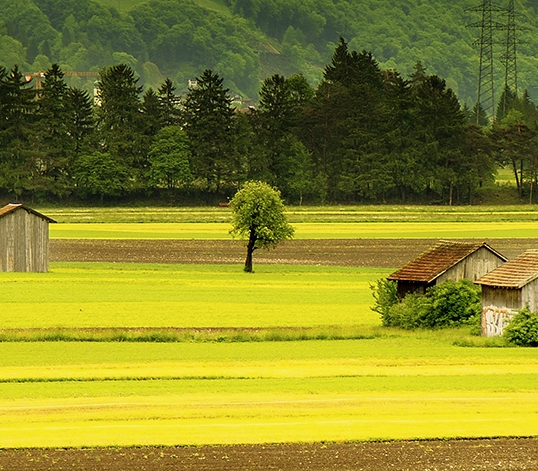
[
  {"x1": 475, "y1": 249, "x2": 538, "y2": 337},
  {"x1": 387, "y1": 240, "x2": 507, "y2": 299},
  {"x1": 0, "y1": 203, "x2": 56, "y2": 272}
]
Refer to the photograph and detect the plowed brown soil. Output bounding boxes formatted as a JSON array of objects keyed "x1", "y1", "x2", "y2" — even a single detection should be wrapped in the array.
[
  {"x1": 50, "y1": 238, "x2": 537, "y2": 267},
  {"x1": 8, "y1": 238, "x2": 537, "y2": 469},
  {"x1": 1, "y1": 438, "x2": 537, "y2": 470}
]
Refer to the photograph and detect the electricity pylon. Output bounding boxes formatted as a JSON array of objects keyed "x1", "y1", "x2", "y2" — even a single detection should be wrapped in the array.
[
  {"x1": 499, "y1": 0, "x2": 522, "y2": 117},
  {"x1": 467, "y1": 0, "x2": 504, "y2": 123}
]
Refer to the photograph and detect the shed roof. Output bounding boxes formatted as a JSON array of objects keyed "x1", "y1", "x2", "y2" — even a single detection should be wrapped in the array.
[
  {"x1": 0, "y1": 203, "x2": 56, "y2": 223},
  {"x1": 475, "y1": 249, "x2": 538, "y2": 289},
  {"x1": 387, "y1": 240, "x2": 507, "y2": 283}
]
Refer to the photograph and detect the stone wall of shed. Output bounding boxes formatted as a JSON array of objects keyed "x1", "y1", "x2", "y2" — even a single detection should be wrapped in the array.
[
  {"x1": 436, "y1": 247, "x2": 506, "y2": 285},
  {"x1": 0, "y1": 210, "x2": 50, "y2": 272}
]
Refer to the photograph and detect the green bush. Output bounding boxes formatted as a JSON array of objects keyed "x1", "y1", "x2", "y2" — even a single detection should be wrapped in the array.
[
  {"x1": 370, "y1": 279, "x2": 399, "y2": 327},
  {"x1": 503, "y1": 308, "x2": 538, "y2": 347},
  {"x1": 421, "y1": 279, "x2": 482, "y2": 328},
  {"x1": 371, "y1": 278, "x2": 481, "y2": 329}
]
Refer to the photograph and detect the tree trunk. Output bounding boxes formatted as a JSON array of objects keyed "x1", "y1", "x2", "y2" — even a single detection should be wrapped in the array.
[
  {"x1": 511, "y1": 158, "x2": 521, "y2": 197},
  {"x1": 244, "y1": 228, "x2": 257, "y2": 273}
]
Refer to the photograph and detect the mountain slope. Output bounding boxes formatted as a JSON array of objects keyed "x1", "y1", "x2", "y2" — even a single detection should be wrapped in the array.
[{"x1": 0, "y1": 0, "x2": 536, "y2": 102}]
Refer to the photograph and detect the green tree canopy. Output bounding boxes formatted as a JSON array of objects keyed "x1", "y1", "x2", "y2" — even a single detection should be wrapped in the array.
[{"x1": 229, "y1": 181, "x2": 294, "y2": 272}]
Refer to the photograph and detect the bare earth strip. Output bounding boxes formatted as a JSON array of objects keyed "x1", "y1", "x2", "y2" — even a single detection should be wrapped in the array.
[
  {"x1": 51, "y1": 238, "x2": 538, "y2": 267},
  {"x1": 1, "y1": 438, "x2": 537, "y2": 471}
]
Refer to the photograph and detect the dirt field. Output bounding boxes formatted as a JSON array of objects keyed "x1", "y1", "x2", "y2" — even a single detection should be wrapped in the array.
[
  {"x1": 50, "y1": 238, "x2": 537, "y2": 267},
  {"x1": 1, "y1": 438, "x2": 537, "y2": 471},
  {"x1": 8, "y1": 238, "x2": 536, "y2": 469}
]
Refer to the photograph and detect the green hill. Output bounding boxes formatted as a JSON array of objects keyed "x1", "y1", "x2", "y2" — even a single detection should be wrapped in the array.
[{"x1": 1, "y1": 0, "x2": 537, "y2": 102}]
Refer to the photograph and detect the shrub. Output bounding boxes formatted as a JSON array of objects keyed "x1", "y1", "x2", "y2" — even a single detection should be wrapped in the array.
[
  {"x1": 420, "y1": 279, "x2": 482, "y2": 328},
  {"x1": 503, "y1": 308, "x2": 538, "y2": 347},
  {"x1": 370, "y1": 279, "x2": 398, "y2": 326},
  {"x1": 371, "y1": 278, "x2": 481, "y2": 329}
]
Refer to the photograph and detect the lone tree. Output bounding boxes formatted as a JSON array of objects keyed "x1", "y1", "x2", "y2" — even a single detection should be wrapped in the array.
[{"x1": 230, "y1": 181, "x2": 294, "y2": 272}]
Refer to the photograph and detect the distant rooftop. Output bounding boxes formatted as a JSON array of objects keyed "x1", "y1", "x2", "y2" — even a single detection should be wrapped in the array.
[
  {"x1": 476, "y1": 249, "x2": 538, "y2": 289},
  {"x1": 387, "y1": 240, "x2": 507, "y2": 283},
  {"x1": 0, "y1": 203, "x2": 56, "y2": 223}
]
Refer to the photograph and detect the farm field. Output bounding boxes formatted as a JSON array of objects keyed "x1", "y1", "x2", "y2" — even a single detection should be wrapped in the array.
[
  {"x1": 49, "y1": 220, "x2": 538, "y2": 239},
  {"x1": 0, "y1": 263, "x2": 382, "y2": 329},
  {"x1": 40, "y1": 205, "x2": 538, "y2": 224},
  {"x1": 44, "y1": 205, "x2": 538, "y2": 239},
  {"x1": 1, "y1": 335, "x2": 538, "y2": 448},
  {"x1": 1, "y1": 260, "x2": 538, "y2": 452},
  {"x1": 2, "y1": 206, "x2": 538, "y2": 469}
]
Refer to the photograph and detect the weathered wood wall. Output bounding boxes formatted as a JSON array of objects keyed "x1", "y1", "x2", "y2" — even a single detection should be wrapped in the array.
[
  {"x1": 521, "y1": 278, "x2": 538, "y2": 312},
  {"x1": 437, "y1": 247, "x2": 506, "y2": 285},
  {"x1": 0, "y1": 209, "x2": 50, "y2": 272},
  {"x1": 481, "y1": 286, "x2": 521, "y2": 310}
]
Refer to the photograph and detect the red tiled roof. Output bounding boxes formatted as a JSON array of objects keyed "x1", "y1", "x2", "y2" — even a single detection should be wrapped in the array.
[
  {"x1": 476, "y1": 249, "x2": 538, "y2": 289},
  {"x1": 0, "y1": 204, "x2": 56, "y2": 223},
  {"x1": 387, "y1": 240, "x2": 506, "y2": 283}
]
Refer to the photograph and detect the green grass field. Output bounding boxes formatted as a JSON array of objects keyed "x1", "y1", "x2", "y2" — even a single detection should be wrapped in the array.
[
  {"x1": 42, "y1": 205, "x2": 538, "y2": 224},
  {"x1": 44, "y1": 204, "x2": 538, "y2": 239},
  {"x1": 2, "y1": 205, "x2": 538, "y2": 447},
  {"x1": 0, "y1": 263, "x2": 382, "y2": 329},
  {"x1": 0, "y1": 337, "x2": 537, "y2": 447},
  {"x1": 49, "y1": 221, "x2": 538, "y2": 239}
]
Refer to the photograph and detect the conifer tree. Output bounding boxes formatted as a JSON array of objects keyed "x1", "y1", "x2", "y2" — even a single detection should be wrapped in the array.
[
  {"x1": 183, "y1": 69, "x2": 236, "y2": 193},
  {"x1": 0, "y1": 66, "x2": 38, "y2": 199},
  {"x1": 36, "y1": 64, "x2": 72, "y2": 197},
  {"x1": 158, "y1": 78, "x2": 182, "y2": 127},
  {"x1": 95, "y1": 63, "x2": 144, "y2": 192}
]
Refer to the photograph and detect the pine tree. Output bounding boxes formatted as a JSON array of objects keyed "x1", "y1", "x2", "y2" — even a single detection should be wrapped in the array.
[
  {"x1": 158, "y1": 78, "x2": 182, "y2": 127},
  {"x1": 183, "y1": 69, "x2": 236, "y2": 193},
  {"x1": 470, "y1": 101, "x2": 490, "y2": 126},
  {"x1": 65, "y1": 86, "x2": 94, "y2": 159},
  {"x1": 35, "y1": 64, "x2": 72, "y2": 197},
  {"x1": 0, "y1": 66, "x2": 38, "y2": 199},
  {"x1": 95, "y1": 63, "x2": 144, "y2": 192}
]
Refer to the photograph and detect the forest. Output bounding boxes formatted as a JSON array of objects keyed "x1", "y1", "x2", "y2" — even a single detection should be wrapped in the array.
[
  {"x1": 1, "y1": 38, "x2": 537, "y2": 205},
  {"x1": 2, "y1": 0, "x2": 538, "y2": 105}
]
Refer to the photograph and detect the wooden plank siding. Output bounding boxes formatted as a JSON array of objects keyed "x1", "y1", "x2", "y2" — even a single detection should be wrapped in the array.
[
  {"x1": 0, "y1": 206, "x2": 52, "y2": 272},
  {"x1": 436, "y1": 247, "x2": 508, "y2": 284},
  {"x1": 476, "y1": 250, "x2": 538, "y2": 336},
  {"x1": 521, "y1": 278, "x2": 538, "y2": 312},
  {"x1": 388, "y1": 241, "x2": 507, "y2": 299},
  {"x1": 481, "y1": 286, "x2": 521, "y2": 310}
]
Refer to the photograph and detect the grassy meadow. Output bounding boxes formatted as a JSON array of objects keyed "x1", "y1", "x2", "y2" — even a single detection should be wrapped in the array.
[
  {"x1": 1, "y1": 205, "x2": 538, "y2": 447},
  {"x1": 1, "y1": 336, "x2": 537, "y2": 447},
  {"x1": 0, "y1": 263, "x2": 381, "y2": 329},
  {"x1": 44, "y1": 204, "x2": 538, "y2": 239}
]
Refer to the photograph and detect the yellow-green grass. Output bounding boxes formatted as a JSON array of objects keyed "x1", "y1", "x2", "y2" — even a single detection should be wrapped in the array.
[
  {"x1": 0, "y1": 339, "x2": 537, "y2": 447},
  {"x1": 42, "y1": 205, "x2": 538, "y2": 224},
  {"x1": 50, "y1": 221, "x2": 538, "y2": 239},
  {"x1": 0, "y1": 263, "x2": 384, "y2": 329}
]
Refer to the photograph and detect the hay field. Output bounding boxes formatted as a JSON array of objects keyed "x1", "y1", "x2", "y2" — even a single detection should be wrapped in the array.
[{"x1": 2, "y1": 205, "x2": 538, "y2": 448}]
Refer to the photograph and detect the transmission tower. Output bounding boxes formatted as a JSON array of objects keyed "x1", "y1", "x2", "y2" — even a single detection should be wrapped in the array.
[
  {"x1": 467, "y1": 0, "x2": 504, "y2": 123},
  {"x1": 499, "y1": 0, "x2": 522, "y2": 117}
]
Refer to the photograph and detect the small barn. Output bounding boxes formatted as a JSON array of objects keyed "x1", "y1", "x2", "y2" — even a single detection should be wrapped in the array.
[
  {"x1": 387, "y1": 240, "x2": 508, "y2": 299},
  {"x1": 475, "y1": 249, "x2": 538, "y2": 337},
  {"x1": 0, "y1": 203, "x2": 56, "y2": 272}
]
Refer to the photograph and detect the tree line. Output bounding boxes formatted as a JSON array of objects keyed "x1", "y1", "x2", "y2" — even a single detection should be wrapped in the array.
[{"x1": 1, "y1": 38, "x2": 537, "y2": 205}]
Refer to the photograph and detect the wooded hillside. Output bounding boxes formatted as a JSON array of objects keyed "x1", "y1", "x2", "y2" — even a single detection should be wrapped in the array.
[{"x1": 2, "y1": 0, "x2": 537, "y2": 103}]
